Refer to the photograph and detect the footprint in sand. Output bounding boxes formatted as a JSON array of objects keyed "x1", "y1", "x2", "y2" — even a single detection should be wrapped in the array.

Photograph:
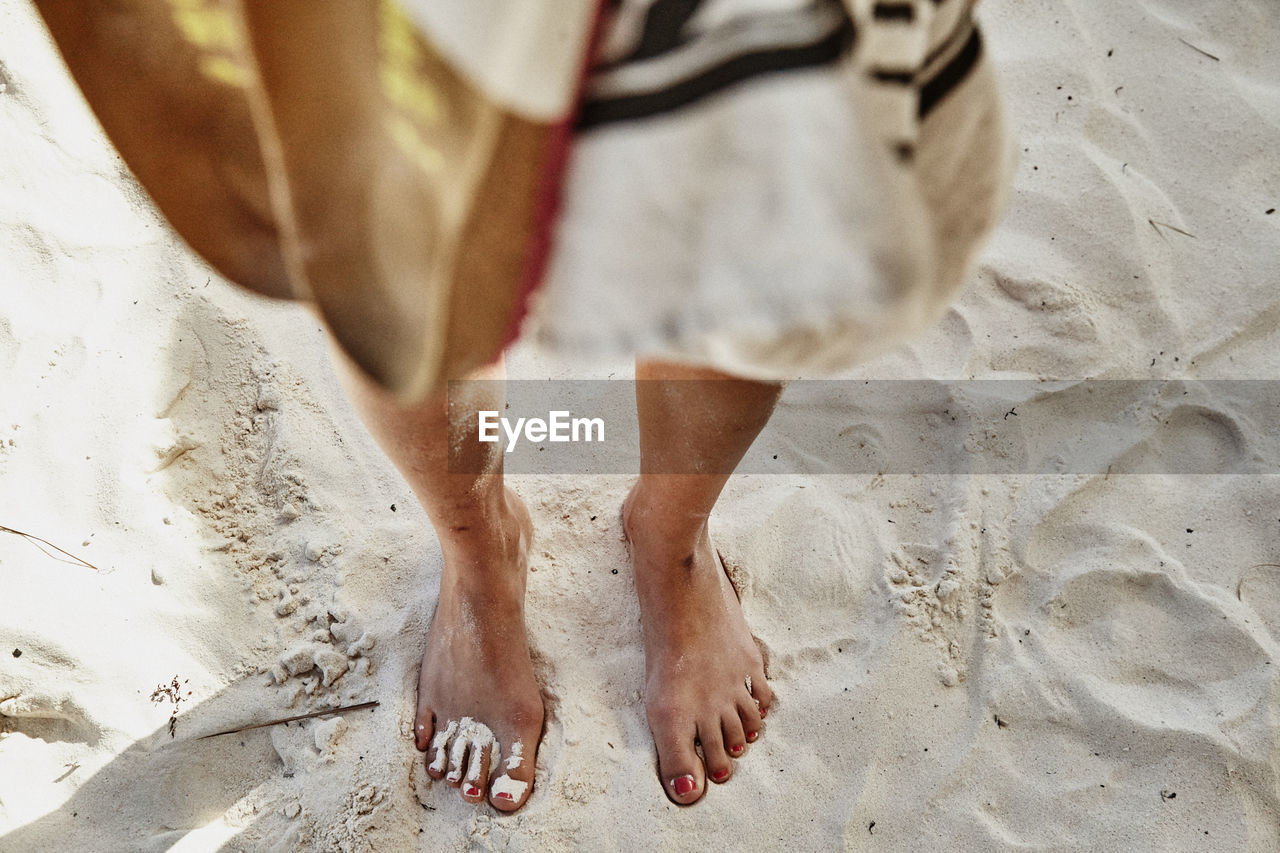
[
  {"x1": 994, "y1": 523, "x2": 1274, "y2": 736},
  {"x1": 1108, "y1": 398, "x2": 1252, "y2": 476},
  {"x1": 715, "y1": 484, "x2": 889, "y2": 677},
  {"x1": 1236, "y1": 563, "x2": 1280, "y2": 644},
  {"x1": 0, "y1": 638, "x2": 100, "y2": 747}
]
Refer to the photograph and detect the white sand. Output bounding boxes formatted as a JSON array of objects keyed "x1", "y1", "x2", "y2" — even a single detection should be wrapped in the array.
[{"x1": 3, "y1": 1, "x2": 1280, "y2": 850}]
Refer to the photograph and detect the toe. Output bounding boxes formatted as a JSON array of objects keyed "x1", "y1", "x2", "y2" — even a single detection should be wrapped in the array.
[
  {"x1": 650, "y1": 712, "x2": 704, "y2": 804},
  {"x1": 489, "y1": 736, "x2": 536, "y2": 811},
  {"x1": 722, "y1": 711, "x2": 748, "y2": 760},
  {"x1": 445, "y1": 726, "x2": 472, "y2": 787},
  {"x1": 414, "y1": 707, "x2": 434, "y2": 752},
  {"x1": 698, "y1": 719, "x2": 733, "y2": 785},
  {"x1": 489, "y1": 772, "x2": 533, "y2": 812},
  {"x1": 461, "y1": 739, "x2": 494, "y2": 803},
  {"x1": 737, "y1": 698, "x2": 764, "y2": 743},
  {"x1": 425, "y1": 718, "x2": 457, "y2": 780},
  {"x1": 751, "y1": 673, "x2": 774, "y2": 717}
]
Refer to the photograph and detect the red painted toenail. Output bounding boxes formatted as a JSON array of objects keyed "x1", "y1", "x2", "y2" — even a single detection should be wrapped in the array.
[
  {"x1": 495, "y1": 792, "x2": 515, "y2": 801},
  {"x1": 760, "y1": 709, "x2": 767, "y2": 719},
  {"x1": 464, "y1": 785, "x2": 481, "y2": 798},
  {"x1": 712, "y1": 769, "x2": 729, "y2": 782},
  {"x1": 730, "y1": 744, "x2": 744, "y2": 755},
  {"x1": 673, "y1": 775, "x2": 696, "y2": 796},
  {"x1": 746, "y1": 731, "x2": 759, "y2": 742}
]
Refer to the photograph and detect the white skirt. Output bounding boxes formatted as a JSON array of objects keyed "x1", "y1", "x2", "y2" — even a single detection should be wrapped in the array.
[{"x1": 524, "y1": 0, "x2": 1015, "y2": 378}]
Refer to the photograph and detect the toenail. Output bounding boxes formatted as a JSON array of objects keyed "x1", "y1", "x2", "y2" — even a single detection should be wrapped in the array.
[
  {"x1": 495, "y1": 791, "x2": 515, "y2": 801},
  {"x1": 746, "y1": 731, "x2": 759, "y2": 742},
  {"x1": 712, "y1": 769, "x2": 729, "y2": 782},
  {"x1": 464, "y1": 785, "x2": 481, "y2": 798},
  {"x1": 672, "y1": 775, "x2": 696, "y2": 796},
  {"x1": 730, "y1": 744, "x2": 744, "y2": 755},
  {"x1": 760, "y1": 708, "x2": 767, "y2": 719}
]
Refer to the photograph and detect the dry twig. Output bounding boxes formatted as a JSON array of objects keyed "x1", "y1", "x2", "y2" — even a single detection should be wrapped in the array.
[
  {"x1": 0, "y1": 525, "x2": 100, "y2": 571},
  {"x1": 198, "y1": 701, "x2": 380, "y2": 740},
  {"x1": 1148, "y1": 219, "x2": 1197, "y2": 240},
  {"x1": 1177, "y1": 38, "x2": 1220, "y2": 62}
]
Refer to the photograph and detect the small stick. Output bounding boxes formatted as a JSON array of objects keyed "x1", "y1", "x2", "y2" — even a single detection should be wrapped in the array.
[
  {"x1": 197, "y1": 700, "x2": 379, "y2": 739},
  {"x1": 1178, "y1": 38, "x2": 1220, "y2": 62},
  {"x1": 1148, "y1": 219, "x2": 1197, "y2": 240},
  {"x1": 0, "y1": 525, "x2": 100, "y2": 571}
]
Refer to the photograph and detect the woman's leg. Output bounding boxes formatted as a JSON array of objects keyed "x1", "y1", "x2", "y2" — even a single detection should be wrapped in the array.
[
  {"x1": 623, "y1": 358, "x2": 781, "y2": 804},
  {"x1": 336, "y1": 354, "x2": 543, "y2": 812}
]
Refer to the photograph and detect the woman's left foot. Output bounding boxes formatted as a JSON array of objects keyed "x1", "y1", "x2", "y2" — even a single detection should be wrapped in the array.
[{"x1": 622, "y1": 484, "x2": 773, "y2": 805}]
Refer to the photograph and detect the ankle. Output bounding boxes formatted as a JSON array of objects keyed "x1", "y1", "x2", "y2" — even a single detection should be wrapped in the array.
[
  {"x1": 436, "y1": 490, "x2": 530, "y2": 585},
  {"x1": 624, "y1": 486, "x2": 708, "y2": 555},
  {"x1": 431, "y1": 483, "x2": 522, "y2": 542}
]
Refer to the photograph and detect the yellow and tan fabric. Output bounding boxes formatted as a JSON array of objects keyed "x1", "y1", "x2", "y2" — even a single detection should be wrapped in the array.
[{"x1": 33, "y1": 0, "x2": 600, "y2": 401}]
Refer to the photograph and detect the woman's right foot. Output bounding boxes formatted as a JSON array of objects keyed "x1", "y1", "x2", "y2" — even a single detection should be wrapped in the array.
[{"x1": 413, "y1": 488, "x2": 544, "y2": 811}]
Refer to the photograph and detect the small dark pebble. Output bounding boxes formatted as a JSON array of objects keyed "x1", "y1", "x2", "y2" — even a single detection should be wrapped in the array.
[
  {"x1": 390, "y1": 504, "x2": 397, "y2": 512},
  {"x1": 869, "y1": 821, "x2": 876, "y2": 834},
  {"x1": 590, "y1": 515, "x2": 597, "y2": 521},
  {"x1": 611, "y1": 568, "x2": 619, "y2": 575},
  {"x1": 1186, "y1": 528, "x2": 1193, "y2": 533},
  {"x1": 11, "y1": 649, "x2": 20, "y2": 658},
  {"x1": 772, "y1": 455, "x2": 778, "y2": 460},
  {"x1": 1268, "y1": 209, "x2": 1276, "y2": 215}
]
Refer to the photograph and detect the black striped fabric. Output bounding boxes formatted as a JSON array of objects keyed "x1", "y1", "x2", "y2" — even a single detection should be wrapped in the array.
[{"x1": 577, "y1": 0, "x2": 980, "y2": 131}]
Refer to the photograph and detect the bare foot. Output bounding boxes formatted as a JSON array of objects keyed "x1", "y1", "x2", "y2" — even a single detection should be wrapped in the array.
[
  {"x1": 414, "y1": 488, "x2": 543, "y2": 811},
  {"x1": 622, "y1": 483, "x2": 773, "y2": 805}
]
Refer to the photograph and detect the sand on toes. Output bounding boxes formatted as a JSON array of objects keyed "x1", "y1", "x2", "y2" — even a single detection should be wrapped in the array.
[
  {"x1": 621, "y1": 487, "x2": 773, "y2": 805},
  {"x1": 413, "y1": 489, "x2": 544, "y2": 812}
]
